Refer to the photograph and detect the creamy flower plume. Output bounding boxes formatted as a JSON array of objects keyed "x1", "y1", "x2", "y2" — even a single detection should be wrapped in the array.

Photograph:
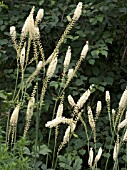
[
  {"x1": 67, "y1": 68, "x2": 74, "y2": 78},
  {"x1": 10, "y1": 26, "x2": 16, "y2": 39},
  {"x1": 26, "y1": 97, "x2": 35, "y2": 121},
  {"x1": 45, "y1": 117, "x2": 73, "y2": 128},
  {"x1": 20, "y1": 43, "x2": 26, "y2": 69},
  {"x1": 37, "y1": 61, "x2": 43, "y2": 70},
  {"x1": 46, "y1": 57, "x2": 57, "y2": 78},
  {"x1": 87, "y1": 106, "x2": 95, "y2": 129},
  {"x1": 113, "y1": 137, "x2": 119, "y2": 161},
  {"x1": 88, "y1": 148, "x2": 93, "y2": 168},
  {"x1": 77, "y1": 89, "x2": 91, "y2": 109},
  {"x1": 72, "y1": 2, "x2": 82, "y2": 21},
  {"x1": 35, "y1": 9, "x2": 44, "y2": 25},
  {"x1": 118, "y1": 119, "x2": 127, "y2": 131},
  {"x1": 123, "y1": 129, "x2": 127, "y2": 142},
  {"x1": 63, "y1": 126, "x2": 71, "y2": 144},
  {"x1": 56, "y1": 103, "x2": 63, "y2": 117},
  {"x1": 105, "y1": 91, "x2": 110, "y2": 103},
  {"x1": 118, "y1": 87, "x2": 127, "y2": 110},
  {"x1": 68, "y1": 95, "x2": 76, "y2": 107},
  {"x1": 95, "y1": 101, "x2": 102, "y2": 121},
  {"x1": 96, "y1": 101, "x2": 102, "y2": 114},
  {"x1": 64, "y1": 46, "x2": 71, "y2": 70},
  {"x1": 94, "y1": 147, "x2": 102, "y2": 164},
  {"x1": 21, "y1": 6, "x2": 35, "y2": 38},
  {"x1": 10, "y1": 105, "x2": 20, "y2": 126},
  {"x1": 80, "y1": 41, "x2": 89, "y2": 59}
]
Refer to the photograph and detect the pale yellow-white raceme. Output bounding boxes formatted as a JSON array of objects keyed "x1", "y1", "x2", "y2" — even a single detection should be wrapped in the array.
[
  {"x1": 21, "y1": 6, "x2": 35, "y2": 38},
  {"x1": 113, "y1": 139, "x2": 119, "y2": 161},
  {"x1": 46, "y1": 57, "x2": 57, "y2": 79},
  {"x1": 45, "y1": 117, "x2": 74, "y2": 128},
  {"x1": 126, "y1": 111, "x2": 127, "y2": 119},
  {"x1": 20, "y1": 44, "x2": 26, "y2": 69},
  {"x1": 64, "y1": 46, "x2": 71, "y2": 71},
  {"x1": 33, "y1": 26, "x2": 40, "y2": 39},
  {"x1": 94, "y1": 147, "x2": 103, "y2": 164},
  {"x1": 118, "y1": 119, "x2": 127, "y2": 131},
  {"x1": 77, "y1": 89, "x2": 91, "y2": 109},
  {"x1": 35, "y1": 9, "x2": 44, "y2": 24},
  {"x1": 26, "y1": 97, "x2": 35, "y2": 121},
  {"x1": 67, "y1": 69, "x2": 74, "y2": 78},
  {"x1": 37, "y1": 61, "x2": 43, "y2": 70},
  {"x1": 10, "y1": 105, "x2": 20, "y2": 126},
  {"x1": 96, "y1": 101, "x2": 102, "y2": 114},
  {"x1": 68, "y1": 95, "x2": 76, "y2": 107},
  {"x1": 118, "y1": 87, "x2": 127, "y2": 110},
  {"x1": 88, "y1": 148, "x2": 94, "y2": 168},
  {"x1": 56, "y1": 103, "x2": 63, "y2": 117},
  {"x1": 87, "y1": 106, "x2": 95, "y2": 129},
  {"x1": 105, "y1": 91, "x2": 110, "y2": 103},
  {"x1": 123, "y1": 129, "x2": 127, "y2": 142},
  {"x1": 80, "y1": 41, "x2": 89, "y2": 59},
  {"x1": 72, "y1": 2, "x2": 82, "y2": 21},
  {"x1": 112, "y1": 109, "x2": 116, "y2": 116},
  {"x1": 10, "y1": 26, "x2": 16, "y2": 39},
  {"x1": 63, "y1": 126, "x2": 71, "y2": 144}
]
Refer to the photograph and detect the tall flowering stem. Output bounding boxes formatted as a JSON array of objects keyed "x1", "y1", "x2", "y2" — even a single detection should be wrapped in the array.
[{"x1": 115, "y1": 87, "x2": 127, "y2": 128}]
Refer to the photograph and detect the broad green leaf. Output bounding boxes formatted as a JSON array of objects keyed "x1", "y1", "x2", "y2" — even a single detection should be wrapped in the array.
[
  {"x1": 105, "y1": 76, "x2": 114, "y2": 85},
  {"x1": 49, "y1": 81, "x2": 58, "y2": 90},
  {"x1": 0, "y1": 91, "x2": 7, "y2": 99},
  {"x1": 100, "y1": 50, "x2": 108, "y2": 57},
  {"x1": 23, "y1": 147, "x2": 31, "y2": 155},
  {"x1": 88, "y1": 59, "x2": 95, "y2": 65},
  {"x1": 39, "y1": 145, "x2": 51, "y2": 155},
  {"x1": 75, "y1": 79, "x2": 83, "y2": 86},
  {"x1": 92, "y1": 67, "x2": 99, "y2": 76},
  {"x1": 89, "y1": 77, "x2": 99, "y2": 84},
  {"x1": 73, "y1": 158, "x2": 82, "y2": 170},
  {"x1": 98, "y1": 86, "x2": 105, "y2": 92}
]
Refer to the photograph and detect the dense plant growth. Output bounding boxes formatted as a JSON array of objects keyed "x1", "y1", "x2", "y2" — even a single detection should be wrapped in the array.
[{"x1": 0, "y1": 0, "x2": 127, "y2": 170}]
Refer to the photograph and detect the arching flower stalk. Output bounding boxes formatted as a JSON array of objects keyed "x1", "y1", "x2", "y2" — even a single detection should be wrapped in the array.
[
  {"x1": 62, "y1": 46, "x2": 71, "y2": 79},
  {"x1": 58, "y1": 121, "x2": 76, "y2": 154},
  {"x1": 115, "y1": 87, "x2": 127, "y2": 127},
  {"x1": 35, "y1": 9, "x2": 44, "y2": 26},
  {"x1": 45, "y1": 2, "x2": 83, "y2": 66},
  {"x1": 39, "y1": 57, "x2": 58, "y2": 111},
  {"x1": 95, "y1": 101, "x2": 102, "y2": 122},
  {"x1": 88, "y1": 148, "x2": 94, "y2": 168},
  {"x1": 26, "y1": 61, "x2": 43, "y2": 86},
  {"x1": 64, "y1": 41, "x2": 89, "y2": 90},
  {"x1": 8, "y1": 104, "x2": 20, "y2": 144},
  {"x1": 87, "y1": 106, "x2": 96, "y2": 143},
  {"x1": 113, "y1": 135, "x2": 120, "y2": 161},
  {"x1": 93, "y1": 147, "x2": 103, "y2": 166},
  {"x1": 68, "y1": 95, "x2": 76, "y2": 108},
  {"x1": 23, "y1": 97, "x2": 35, "y2": 138},
  {"x1": 10, "y1": 26, "x2": 17, "y2": 51}
]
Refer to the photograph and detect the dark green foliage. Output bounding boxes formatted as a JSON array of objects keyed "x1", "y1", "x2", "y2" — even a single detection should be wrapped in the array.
[{"x1": 0, "y1": 0, "x2": 127, "y2": 169}]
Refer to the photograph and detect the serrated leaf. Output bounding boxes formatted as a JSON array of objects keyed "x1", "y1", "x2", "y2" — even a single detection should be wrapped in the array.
[
  {"x1": 75, "y1": 79, "x2": 83, "y2": 86},
  {"x1": 92, "y1": 67, "x2": 99, "y2": 76},
  {"x1": 23, "y1": 147, "x2": 31, "y2": 155},
  {"x1": 39, "y1": 145, "x2": 51, "y2": 155},
  {"x1": 98, "y1": 86, "x2": 105, "y2": 92},
  {"x1": 100, "y1": 50, "x2": 108, "y2": 57},
  {"x1": 89, "y1": 59, "x2": 95, "y2": 65},
  {"x1": 105, "y1": 76, "x2": 114, "y2": 85},
  {"x1": 0, "y1": 91, "x2": 7, "y2": 99},
  {"x1": 89, "y1": 77, "x2": 99, "y2": 84},
  {"x1": 73, "y1": 158, "x2": 82, "y2": 170}
]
